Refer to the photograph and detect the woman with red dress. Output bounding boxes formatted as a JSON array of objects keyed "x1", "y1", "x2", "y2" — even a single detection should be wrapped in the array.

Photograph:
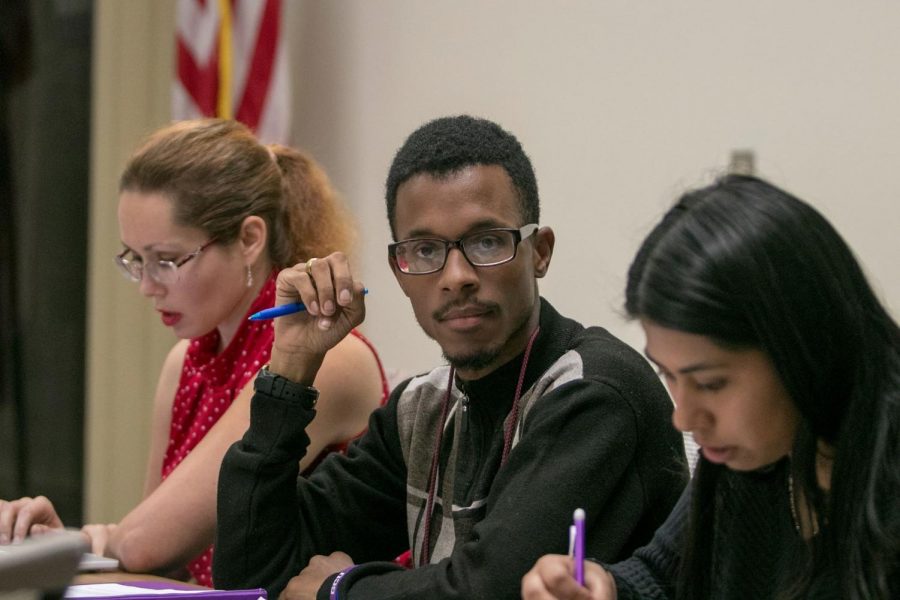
[{"x1": 0, "y1": 119, "x2": 388, "y2": 586}]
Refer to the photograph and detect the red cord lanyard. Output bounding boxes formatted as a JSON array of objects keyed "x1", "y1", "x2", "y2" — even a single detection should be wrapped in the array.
[{"x1": 418, "y1": 326, "x2": 541, "y2": 566}]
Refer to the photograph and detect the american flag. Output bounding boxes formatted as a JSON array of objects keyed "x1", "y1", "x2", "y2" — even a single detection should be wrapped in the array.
[{"x1": 173, "y1": 0, "x2": 291, "y2": 144}]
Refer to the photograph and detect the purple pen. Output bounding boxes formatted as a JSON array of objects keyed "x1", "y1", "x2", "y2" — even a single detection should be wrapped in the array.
[{"x1": 573, "y1": 508, "x2": 586, "y2": 586}]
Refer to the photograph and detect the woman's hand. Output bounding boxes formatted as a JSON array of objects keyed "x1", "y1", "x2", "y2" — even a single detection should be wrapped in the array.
[
  {"x1": 81, "y1": 523, "x2": 118, "y2": 556},
  {"x1": 0, "y1": 496, "x2": 65, "y2": 544},
  {"x1": 522, "y1": 554, "x2": 618, "y2": 600}
]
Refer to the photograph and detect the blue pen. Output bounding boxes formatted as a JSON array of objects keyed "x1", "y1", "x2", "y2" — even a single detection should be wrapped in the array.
[
  {"x1": 573, "y1": 508, "x2": 585, "y2": 586},
  {"x1": 248, "y1": 288, "x2": 368, "y2": 320}
]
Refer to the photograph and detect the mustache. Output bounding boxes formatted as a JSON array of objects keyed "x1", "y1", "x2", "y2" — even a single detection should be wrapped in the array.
[{"x1": 433, "y1": 299, "x2": 499, "y2": 321}]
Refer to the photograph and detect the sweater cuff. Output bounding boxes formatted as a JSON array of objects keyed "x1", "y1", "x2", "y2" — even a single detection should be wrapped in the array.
[
  {"x1": 317, "y1": 562, "x2": 405, "y2": 600},
  {"x1": 245, "y1": 386, "x2": 318, "y2": 459}
]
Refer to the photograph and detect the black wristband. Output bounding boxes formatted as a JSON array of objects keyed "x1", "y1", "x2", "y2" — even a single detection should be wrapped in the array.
[{"x1": 254, "y1": 365, "x2": 319, "y2": 409}]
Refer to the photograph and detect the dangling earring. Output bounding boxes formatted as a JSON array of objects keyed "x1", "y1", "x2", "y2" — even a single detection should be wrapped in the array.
[{"x1": 246, "y1": 265, "x2": 253, "y2": 288}]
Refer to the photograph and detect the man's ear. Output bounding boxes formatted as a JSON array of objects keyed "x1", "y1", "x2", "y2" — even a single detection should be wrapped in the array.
[
  {"x1": 388, "y1": 256, "x2": 412, "y2": 297},
  {"x1": 532, "y1": 226, "x2": 554, "y2": 278},
  {"x1": 239, "y1": 215, "x2": 267, "y2": 263}
]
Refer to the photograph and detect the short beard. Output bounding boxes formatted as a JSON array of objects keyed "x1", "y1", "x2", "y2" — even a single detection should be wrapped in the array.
[
  {"x1": 443, "y1": 346, "x2": 504, "y2": 373},
  {"x1": 441, "y1": 308, "x2": 534, "y2": 374}
]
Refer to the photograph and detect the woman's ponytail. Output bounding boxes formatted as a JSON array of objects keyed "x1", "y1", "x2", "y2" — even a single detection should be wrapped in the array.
[{"x1": 268, "y1": 144, "x2": 355, "y2": 267}]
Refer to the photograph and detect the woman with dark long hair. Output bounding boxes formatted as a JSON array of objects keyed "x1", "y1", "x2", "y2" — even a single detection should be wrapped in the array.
[{"x1": 523, "y1": 174, "x2": 899, "y2": 599}]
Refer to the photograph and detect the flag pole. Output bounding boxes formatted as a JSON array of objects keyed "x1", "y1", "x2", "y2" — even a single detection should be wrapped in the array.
[{"x1": 216, "y1": 0, "x2": 233, "y2": 119}]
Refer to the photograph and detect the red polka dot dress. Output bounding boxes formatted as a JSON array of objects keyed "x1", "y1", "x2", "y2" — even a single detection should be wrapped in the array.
[{"x1": 162, "y1": 273, "x2": 277, "y2": 586}]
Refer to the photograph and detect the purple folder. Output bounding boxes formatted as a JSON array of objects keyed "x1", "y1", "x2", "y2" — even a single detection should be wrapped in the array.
[{"x1": 64, "y1": 581, "x2": 266, "y2": 600}]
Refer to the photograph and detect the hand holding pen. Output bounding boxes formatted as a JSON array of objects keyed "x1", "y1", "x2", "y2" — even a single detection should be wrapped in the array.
[
  {"x1": 263, "y1": 253, "x2": 367, "y2": 384},
  {"x1": 521, "y1": 507, "x2": 617, "y2": 599},
  {"x1": 250, "y1": 289, "x2": 369, "y2": 320}
]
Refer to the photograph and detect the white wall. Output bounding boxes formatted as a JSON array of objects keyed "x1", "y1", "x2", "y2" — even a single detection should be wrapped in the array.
[
  {"x1": 286, "y1": 0, "x2": 900, "y2": 378},
  {"x1": 87, "y1": 0, "x2": 899, "y2": 520}
]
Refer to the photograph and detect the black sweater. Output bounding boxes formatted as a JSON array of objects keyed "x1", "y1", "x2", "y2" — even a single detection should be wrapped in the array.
[
  {"x1": 213, "y1": 298, "x2": 688, "y2": 599},
  {"x1": 606, "y1": 459, "x2": 891, "y2": 599},
  {"x1": 608, "y1": 459, "x2": 799, "y2": 599}
]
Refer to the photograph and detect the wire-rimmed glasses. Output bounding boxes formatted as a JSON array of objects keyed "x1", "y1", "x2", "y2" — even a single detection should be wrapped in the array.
[
  {"x1": 388, "y1": 223, "x2": 538, "y2": 275},
  {"x1": 114, "y1": 239, "x2": 217, "y2": 285}
]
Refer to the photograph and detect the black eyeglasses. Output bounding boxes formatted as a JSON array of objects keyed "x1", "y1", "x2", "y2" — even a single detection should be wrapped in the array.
[
  {"x1": 388, "y1": 224, "x2": 538, "y2": 275},
  {"x1": 114, "y1": 239, "x2": 217, "y2": 285}
]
